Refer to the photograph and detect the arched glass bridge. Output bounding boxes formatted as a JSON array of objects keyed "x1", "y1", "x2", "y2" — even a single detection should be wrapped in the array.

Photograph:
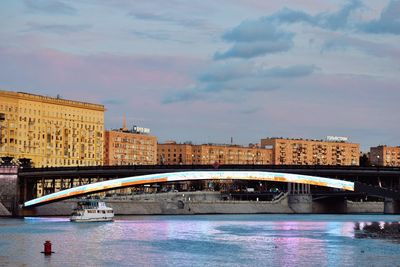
[{"x1": 24, "y1": 171, "x2": 355, "y2": 207}]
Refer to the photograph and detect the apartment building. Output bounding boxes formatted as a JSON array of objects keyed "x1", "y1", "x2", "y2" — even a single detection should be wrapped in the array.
[
  {"x1": 104, "y1": 125, "x2": 157, "y2": 165},
  {"x1": 261, "y1": 137, "x2": 360, "y2": 165},
  {"x1": 370, "y1": 145, "x2": 400, "y2": 166},
  {"x1": 0, "y1": 90, "x2": 105, "y2": 167},
  {"x1": 158, "y1": 141, "x2": 272, "y2": 165}
]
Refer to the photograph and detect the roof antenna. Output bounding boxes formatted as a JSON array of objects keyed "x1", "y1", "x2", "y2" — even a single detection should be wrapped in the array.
[{"x1": 122, "y1": 114, "x2": 128, "y2": 131}]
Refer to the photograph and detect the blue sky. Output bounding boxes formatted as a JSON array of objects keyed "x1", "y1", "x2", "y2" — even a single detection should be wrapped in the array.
[{"x1": 1, "y1": 0, "x2": 399, "y2": 151}]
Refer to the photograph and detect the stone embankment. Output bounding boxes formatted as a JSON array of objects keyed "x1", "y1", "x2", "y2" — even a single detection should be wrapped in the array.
[{"x1": 20, "y1": 191, "x2": 386, "y2": 216}]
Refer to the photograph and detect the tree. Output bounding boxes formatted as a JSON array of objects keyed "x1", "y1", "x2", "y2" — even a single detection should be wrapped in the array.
[{"x1": 359, "y1": 154, "x2": 371, "y2": 167}]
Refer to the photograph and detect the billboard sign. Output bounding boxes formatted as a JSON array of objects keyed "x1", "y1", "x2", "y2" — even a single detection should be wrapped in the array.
[
  {"x1": 326, "y1": 136, "x2": 348, "y2": 142},
  {"x1": 133, "y1": 126, "x2": 150, "y2": 134}
]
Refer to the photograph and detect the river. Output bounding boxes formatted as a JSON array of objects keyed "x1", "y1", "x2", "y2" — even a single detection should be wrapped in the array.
[{"x1": 1, "y1": 214, "x2": 400, "y2": 267}]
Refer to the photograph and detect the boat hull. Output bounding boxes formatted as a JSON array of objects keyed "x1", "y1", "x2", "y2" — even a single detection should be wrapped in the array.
[
  {"x1": 70, "y1": 217, "x2": 113, "y2": 222},
  {"x1": 70, "y1": 201, "x2": 114, "y2": 222}
]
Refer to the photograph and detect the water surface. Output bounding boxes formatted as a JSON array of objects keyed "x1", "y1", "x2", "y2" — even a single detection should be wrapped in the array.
[{"x1": 1, "y1": 214, "x2": 400, "y2": 267}]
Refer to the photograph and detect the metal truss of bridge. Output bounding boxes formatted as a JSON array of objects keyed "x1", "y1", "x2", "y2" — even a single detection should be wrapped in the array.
[{"x1": 24, "y1": 171, "x2": 355, "y2": 207}]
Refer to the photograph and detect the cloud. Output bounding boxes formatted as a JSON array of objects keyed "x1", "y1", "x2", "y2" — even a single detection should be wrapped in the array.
[
  {"x1": 101, "y1": 99, "x2": 126, "y2": 105},
  {"x1": 322, "y1": 35, "x2": 400, "y2": 59},
  {"x1": 214, "y1": 19, "x2": 294, "y2": 59},
  {"x1": 263, "y1": 0, "x2": 400, "y2": 35},
  {"x1": 164, "y1": 64, "x2": 316, "y2": 103},
  {"x1": 261, "y1": 65, "x2": 317, "y2": 78},
  {"x1": 316, "y1": 0, "x2": 362, "y2": 30},
  {"x1": 213, "y1": 0, "x2": 364, "y2": 60},
  {"x1": 222, "y1": 19, "x2": 293, "y2": 42},
  {"x1": 198, "y1": 62, "x2": 253, "y2": 82},
  {"x1": 240, "y1": 107, "x2": 261, "y2": 115},
  {"x1": 23, "y1": 0, "x2": 77, "y2": 15},
  {"x1": 199, "y1": 63, "x2": 316, "y2": 82},
  {"x1": 214, "y1": 40, "x2": 293, "y2": 60},
  {"x1": 162, "y1": 90, "x2": 200, "y2": 104},
  {"x1": 128, "y1": 11, "x2": 205, "y2": 28},
  {"x1": 24, "y1": 23, "x2": 91, "y2": 34},
  {"x1": 360, "y1": 0, "x2": 400, "y2": 34},
  {"x1": 268, "y1": 0, "x2": 362, "y2": 30},
  {"x1": 0, "y1": 47, "x2": 198, "y2": 102},
  {"x1": 131, "y1": 30, "x2": 191, "y2": 44}
]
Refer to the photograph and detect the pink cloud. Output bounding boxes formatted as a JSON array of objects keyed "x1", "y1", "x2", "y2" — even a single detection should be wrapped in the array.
[
  {"x1": 1, "y1": 47, "x2": 201, "y2": 85},
  {"x1": 0, "y1": 47, "x2": 204, "y2": 103}
]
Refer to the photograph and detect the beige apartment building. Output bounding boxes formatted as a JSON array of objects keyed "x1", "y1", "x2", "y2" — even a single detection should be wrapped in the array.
[
  {"x1": 158, "y1": 141, "x2": 272, "y2": 165},
  {"x1": 370, "y1": 145, "x2": 400, "y2": 166},
  {"x1": 261, "y1": 137, "x2": 360, "y2": 165},
  {"x1": 104, "y1": 125, "x2": 157, "y2": 165},
  {"x1": 0, "y1": 90, "x2": 105, "y2": 167}
]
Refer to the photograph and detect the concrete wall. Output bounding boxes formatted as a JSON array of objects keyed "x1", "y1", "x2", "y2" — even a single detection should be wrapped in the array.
[
  {"x1": 25, "y1": 191, "x2": 291, "y2": 216},
  {"x1": 384, "y1": 198, "x2": 400, "y2": 214},
  {"x1": 347, "y1": 201, "x2": 384, "y2": 213},
  {"x1": 20, "y1": 192, "x2": 388, "y2": 216}
]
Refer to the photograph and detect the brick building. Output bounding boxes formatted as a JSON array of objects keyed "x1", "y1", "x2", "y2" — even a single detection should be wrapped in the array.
[
  {"x1": 157, "y1": 141, "x2": 272, "y2": 165},
  {"x1": 0, "y1": 90, "x2": 105, "y2": 167},
  {"x1": 260, "y1": 137, "x2": 360, "y2": 165},
  {"x1": 370, "y1": 145, "x2": 400, "y2": 166},
  {"x1": 104, "y1": 124, "x2": 157, "y2": 165}
]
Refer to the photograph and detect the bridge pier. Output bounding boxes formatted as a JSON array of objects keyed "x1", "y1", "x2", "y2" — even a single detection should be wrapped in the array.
[
  {"x1": 384, "y1": 198, "x2": 400, "y2": 214},
  {"x1": 0, "y1": 166, "x2": 19, "y2": 216},
  {"x1": 287, "y1": 183, "x2": 313, "y2": 213},
  {"x1": 288, "y1": 194, "x2": 313, "y2": 213}
]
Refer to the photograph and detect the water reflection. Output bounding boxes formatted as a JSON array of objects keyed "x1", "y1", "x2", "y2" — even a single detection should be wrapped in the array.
[{"x1": 354, "y1": 221, "x2": 400, "y2": 242}]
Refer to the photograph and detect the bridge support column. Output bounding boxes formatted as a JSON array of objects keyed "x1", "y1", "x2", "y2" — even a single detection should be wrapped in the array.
[
  {"x1": 0, "y1": 166, "x2": 19, "y2": 216},
  {"x1": 288, "y1": 193, "x2": 313, "y2": 213},
  {"x1": 384, "y1": 198, "x2": 400, "y2": 214}
]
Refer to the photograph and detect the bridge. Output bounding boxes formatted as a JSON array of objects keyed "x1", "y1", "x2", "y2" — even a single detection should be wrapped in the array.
[
  {"x1": 23, "y1": 171, "x2": 355, "y2": 207},
  {"x1": 1, "y1": 165, "x2": 400, "y2": 215},
  {"x1": 17, "y1": 164, "x2": 400, "y2": 199},
  {"x1": 17, "y1": 164, "x2": 400, "y2": 180}
]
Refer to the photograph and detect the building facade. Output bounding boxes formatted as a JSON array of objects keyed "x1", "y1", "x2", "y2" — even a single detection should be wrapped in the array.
[
  {"x1": 158, "y1": 141, "x2": 272, "y2": 165},
  {"x1": 370, "y1": 145, "x2": 400, "y2": 166},
  {"x1": 0, "y1": 90, "x2": 105, "y2": 167},
  {"x1": 104, "y1": 126, "x2": 157, "y2": 165},
  {"x1": 261, "y1": 137, "x2": 360, "y2": 166}
]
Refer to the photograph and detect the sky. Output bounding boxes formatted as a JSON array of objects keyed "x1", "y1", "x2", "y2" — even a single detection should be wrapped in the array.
[{"x1": 1, "y1": 0, "x2": 399, "y2": 151}]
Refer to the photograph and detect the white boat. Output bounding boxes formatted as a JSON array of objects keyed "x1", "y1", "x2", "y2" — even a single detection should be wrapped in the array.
[{"x1": 70, "y1": 201, "x2": 114, "y2": 222}]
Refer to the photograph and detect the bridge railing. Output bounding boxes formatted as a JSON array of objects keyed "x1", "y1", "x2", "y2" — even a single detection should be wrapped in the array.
[{"x1": 18, "y1": 164, "x2": 400, "y2": 173}]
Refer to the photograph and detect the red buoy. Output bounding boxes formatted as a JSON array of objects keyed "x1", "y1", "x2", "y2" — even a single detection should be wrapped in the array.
[{"x1": 43, "y1": 241, "x2": 53, "y2": 255}]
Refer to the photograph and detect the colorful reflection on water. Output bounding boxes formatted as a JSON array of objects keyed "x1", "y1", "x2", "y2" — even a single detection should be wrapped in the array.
[{"x1": 1, "y1": 214, "x2": 400, "y2": 267}]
